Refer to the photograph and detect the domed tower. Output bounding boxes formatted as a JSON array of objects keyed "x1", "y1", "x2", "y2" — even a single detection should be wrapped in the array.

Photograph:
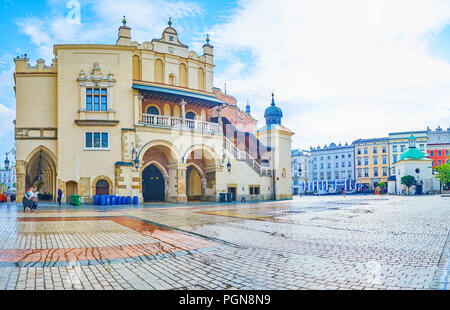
[
  {"x1": 257, "y1": 93, "x2": 294, "y2": 200},
  {"x1": 264, "y1": 93, "x2": 283, "y2": 126}
]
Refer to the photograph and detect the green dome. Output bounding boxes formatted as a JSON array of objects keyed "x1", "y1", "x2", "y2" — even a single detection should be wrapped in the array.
[{"x1": 400, "y1": 148, "x2": 425, "y2": 160}]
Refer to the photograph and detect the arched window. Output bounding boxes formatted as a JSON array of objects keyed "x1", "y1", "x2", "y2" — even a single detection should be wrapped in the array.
[
  {"x1": 147, "y1": 106, "x2": 159, "y2": 115},
  {"x1": 198, "y1": 67, "x2": 205, "y2": 91},
  {"x1": 168, "y1": 74, "x2": 175, "y2": 85},
  {"x1": 179, "y1": 63, "x2": 188, "y2": 87},
  {"x1": 154, "y1": 59, "x2": 164, "y2": 83},
  {"x1": 96, "y1": 179, "x2": 109, "y2": 195},
  {"x1": 132, "y1": 55, "x2": 141, "y2": 80},
  {"x1": 186, "y1": 111, "x2": 196, "y2": 120}
]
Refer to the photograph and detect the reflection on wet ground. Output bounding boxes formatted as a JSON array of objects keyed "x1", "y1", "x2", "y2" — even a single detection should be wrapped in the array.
[{"x1": 0, "y1": 195, "x2": 448, "y2": 290}]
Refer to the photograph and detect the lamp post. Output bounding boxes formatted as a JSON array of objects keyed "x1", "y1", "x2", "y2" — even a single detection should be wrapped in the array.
[
  {"x1": 4, "y1": 154, "x2": 9, "y2": 171},
  {"x1": 227, "y1": 159, "x2": 231, "y2": 173}
]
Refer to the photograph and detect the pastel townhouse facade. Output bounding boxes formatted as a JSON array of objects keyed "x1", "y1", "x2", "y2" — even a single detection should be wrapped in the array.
[
  {"x1": 0, "y1": 166, "x2": 16, "y2": 191},
  {"x1": 13, "y1": 18, "x2": 294, "y2": 204},
  {"x1": 307, "y1": 142, "x2": 355, "y2": 194},
  {"x1": 426, "y1": 126, "x2": 450, "y2": 168},
  {"x1": 291, "y1": 149, "x2": 310, "y2": 195},
  {"x1": 353, "y1": 138, "x2": 389, "y2": 190},
  {"x1": 388, "y1": 130, "x2": 427, "y2": 176}
]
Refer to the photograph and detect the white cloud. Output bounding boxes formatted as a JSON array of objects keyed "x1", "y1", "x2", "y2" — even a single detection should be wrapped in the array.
[
  {"x1": 210, "y1": 0, "x2": 450, "y2": 149},
  {"x1": 16, "y1": 0, "x2": 202, "y2": 61}
]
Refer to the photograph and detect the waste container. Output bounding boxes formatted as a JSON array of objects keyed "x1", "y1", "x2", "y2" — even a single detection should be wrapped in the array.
[
  {"x1": 115, "y1": 196, "x2": 121, "y2": 205},
  {"x1": 105, "y1": 196, "x2": 110, "y2": 206},
  {"x1": 219, "y1": 193, "x2": 226, "y2": 202},
  {"x1": 226, "y1": 193, "x2": 233, "y2": 202},
  {"x1": 110, "y1": 195, "x2": 116, "y2": 206},
  {"x1": 100, "y1": 195, "x2": 106, "y2": 206},
  {"x1": 121, "y1": 196, "x2": 126, "y2": 205},
  {"x1": 93, "y1": 195, "x2": 100, "y2": 205},
  {"x1": 70, "y1": 195, "x2": 81, "y2": 206},
  {"x1": 133, "y1": 196, "x2": 138, "y2": 205},
  {"x1": 126, "y1": 196, "x2": 132, "y2": 205}
]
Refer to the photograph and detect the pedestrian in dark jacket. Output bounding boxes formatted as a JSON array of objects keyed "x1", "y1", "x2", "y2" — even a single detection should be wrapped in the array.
[{"x1": 57, "y1": 188, "x2": 63, "y2": 206}]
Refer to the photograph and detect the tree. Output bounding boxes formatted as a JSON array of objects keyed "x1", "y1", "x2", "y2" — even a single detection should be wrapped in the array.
[
  {"x1": 378, "y1": 182, "x2": 386, "y2": 189},
  {"x1": 435, "y1": 163, "x2": 450, "y2": 191},
  {"x1": 401, "y1": 175, "x2": 416, "y2": 195}
]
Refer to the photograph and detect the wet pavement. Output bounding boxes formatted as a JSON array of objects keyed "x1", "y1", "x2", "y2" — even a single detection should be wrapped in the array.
[{"x1": 0, "y1": 195, "x2": 448, "y2": 290}]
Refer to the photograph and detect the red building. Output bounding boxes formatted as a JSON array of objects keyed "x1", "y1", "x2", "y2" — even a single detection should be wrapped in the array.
[
  {"x1": 427, "y1": 149, "x2": 450, "y2": 168},
  {"x1": 426, "y1": 126, "x2": 450, "y2": 168}
]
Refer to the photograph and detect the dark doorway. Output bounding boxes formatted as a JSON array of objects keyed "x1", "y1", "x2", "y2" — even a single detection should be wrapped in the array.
[
  {"x1": 96, "y1": 179, "x2": 109, "y2": 195},
  {"x1": 227, "y1": 186, "x2": 237, "y2": 201},
  {"x1": 142, "y1": 164, "x2": 165, "y2": 202},
  {"x1": 416, "y1": 184, "x2": 423, "y2": 195}
]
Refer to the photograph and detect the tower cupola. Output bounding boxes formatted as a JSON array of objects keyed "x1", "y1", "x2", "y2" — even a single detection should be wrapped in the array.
[{"x1": 264, "y1": 93, "x2": 283, "y2": 126}]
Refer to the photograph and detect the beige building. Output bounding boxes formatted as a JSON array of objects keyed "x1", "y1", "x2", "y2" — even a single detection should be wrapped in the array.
[
  {"x1": 13, "y1": 18, "x2": 294, "y2": 204},
  {"x1": 353, "y1": 137, "x2": 389, "y2": 190}
]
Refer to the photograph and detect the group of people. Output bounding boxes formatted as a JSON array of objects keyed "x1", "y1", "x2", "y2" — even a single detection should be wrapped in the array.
[
  {"x1": 22, "y1": 187, "x2": 38, "y2": 212},
  {"x1": 22, "y1": 187, "x2": 64, "y2": 212}
]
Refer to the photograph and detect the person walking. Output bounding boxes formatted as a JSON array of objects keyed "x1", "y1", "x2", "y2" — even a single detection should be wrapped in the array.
[
  {"x1": 6, "y1": 187, "x2": 11, "y2": 203},
  {"x1": 57, "y1": 188, "x2": 63, "y2": 206},
  {"x1": 23, "y1": 187, "x2": 34, "y2": 212},
  {"x1": 343, "y1": 189, "x2": 346, "y2": 197}
]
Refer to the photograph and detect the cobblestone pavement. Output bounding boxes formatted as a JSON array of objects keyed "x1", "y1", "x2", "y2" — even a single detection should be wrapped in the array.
[{"x1": 0, "y1": 195, "x2": 448, "y2": 290}]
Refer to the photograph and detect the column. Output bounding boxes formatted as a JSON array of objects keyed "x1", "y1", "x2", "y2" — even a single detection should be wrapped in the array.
[
  {"x1": 168, "y1": 163, "x2": 187, "y2": 203},
  {"x1": 217, "y1": 105, "x2": 223, "y2": 129},
  {"x1": 15, "y1": 160, "x2": 26, "y2": 203},
  {"x1": 180, "y1": 99, "x2": 186, "y2": 128}
]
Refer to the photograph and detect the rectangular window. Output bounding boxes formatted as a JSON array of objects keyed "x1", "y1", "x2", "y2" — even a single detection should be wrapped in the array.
[
  {"x1": 342, "y1": 162, "x2": 345, "y2": 167},
  {"x1": 393, "y1": 155, "x2": 397, "y2": 163},
  {"x1": 249, "y1": 185, "x2": 260, "y2": 195},
  {"x1": 393, "y1": 145, "x2": 397, "y2": 152},
  {"x1": 86, "y1": 88, "x2": 108, "y2": 111},
  {"x1": 358, "y1": 158, "x2": 362, "y2": 166},
  {"x1": 373, "y1": 168, "x2": 378, "y2": 177},
  {"x1": 382, "y1": 156, "x2": 387, "y2": 164},
  {"x1": 364, "y1": 168, "x2": 369, "y2": 177},
  {"x1": 401, "y1": 145, "x2": 406, "y2": 152},
  {"x1": 348, "y1": 161, "x2": 352, "y2": 167},
  {"x1": 438, "y1": 150, "x2": 442, "y2": 156},
  {"x1": 373, "y1": 147, "x2": 377, "y2": 153},
  {"x1": 85, "y1": 132, "x2": 109, "y2": 150},
  {"x1": 420, "y1": 144, "x2": 425, "y2": 151},
  {"x1": 357, "y1": 149, "x2": 361, "y2": 155},
  {"x1": 364, "y1": 157, "x2": 368, "y2": 165},
  {"x1": 373, "y1": 157, "x2": 378, "y2": 165},
  {"x1": 430, "y1": 150, "x2": 434, "y2": 156},
  {"x1": 382, "y1": 167, "x2": 387, "y2": 177},
  {"x1": 335, "y1": 171, "x2": 339, "y2": 179},
  {"x1": 382, "y1": 146, "x2": 386, "y2": 153},
  {"x1": 364, "y1": 148, "x2": 368, "y2": 154}
]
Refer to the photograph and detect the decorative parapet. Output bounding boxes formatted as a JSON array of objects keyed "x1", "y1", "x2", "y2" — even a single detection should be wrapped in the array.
[
  {"x1": 14, "y1": 56, "x2": 56, "y2": 73},
  {"x1": 15, "y1": 127, "x2": 57, "y2": 140}
]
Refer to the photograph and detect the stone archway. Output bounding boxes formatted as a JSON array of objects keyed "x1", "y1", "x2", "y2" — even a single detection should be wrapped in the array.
[
  {"x1": 186, "y1": 163, "x2": 204, "y2": 201},
  {"x1": 25, "y1": 147, "x2": 57, "y2": 201},
  {"x1": 184, "y1": 146, "x2": 218, "y2": 201},
  {"x1": 139, "y1": 141, "x2": 181, "y2": 203}
]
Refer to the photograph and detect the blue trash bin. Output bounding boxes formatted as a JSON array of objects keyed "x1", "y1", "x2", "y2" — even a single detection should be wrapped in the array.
[
  {"x1": 111, "y1": 195, "x2": 116, "y2": 206},
  {"x1": 105, "y1": 196, "x2": 111, "y2": 206},
  {"x1": 133, "y1": 196, "x2": 138, "y2": 205},
  {"x1": 126, "y1": 196, "x2": 132, "y2": 205},
  {"x1": 227, "y1": 193, "x2": 233, "y2": 202},
  {"x1": 115, "y1": 196, "x2": 121, "y2": 205},
  {"x1": 100, "y1": 195, "x2": 106, "y2": 206},
  {"x1": 121, "y1": 196, "x2": 126, "y2": 205},
  {"x1": 219, "y1": 193, "x2": 226, "y2": 202},
  {"x1": 93, "y1": 195, "x2": 100, "y2": 205}
]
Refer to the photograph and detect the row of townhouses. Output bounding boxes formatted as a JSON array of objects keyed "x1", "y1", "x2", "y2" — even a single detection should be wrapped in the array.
[{"x1": 292, "y1": 126, "x2": 450, "y2": 195}]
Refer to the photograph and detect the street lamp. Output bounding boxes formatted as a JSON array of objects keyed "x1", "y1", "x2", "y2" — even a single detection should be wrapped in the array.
[
  {"x1": 227, "y1": 159, "x2": 231, "y2": 173},
  {"x1": 4, "y1": 154, "x2": 9, "y2": 171}
]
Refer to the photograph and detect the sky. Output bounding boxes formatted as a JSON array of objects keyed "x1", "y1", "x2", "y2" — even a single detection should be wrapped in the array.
[{"x1": 0, "y1": 0, "x2": 450, "y2": 166}]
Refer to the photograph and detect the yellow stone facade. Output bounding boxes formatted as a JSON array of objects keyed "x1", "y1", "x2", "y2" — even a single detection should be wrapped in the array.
[
  {"x1": 14, "y1": 19, "x2": 294, "y2": 204},
  {"x1": 354, "y1": 138, "x2": 390, "y2": 190}
]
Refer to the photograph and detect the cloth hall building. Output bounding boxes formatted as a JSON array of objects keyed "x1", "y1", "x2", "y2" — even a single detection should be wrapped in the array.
[{"x1": 13, "y1": 18, "x2": 294, "y2": 204}]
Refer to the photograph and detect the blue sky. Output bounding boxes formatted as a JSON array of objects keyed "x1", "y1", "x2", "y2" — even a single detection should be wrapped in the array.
[{"x1": 1, "y1": 0, "x2": 450, "y2": 167}]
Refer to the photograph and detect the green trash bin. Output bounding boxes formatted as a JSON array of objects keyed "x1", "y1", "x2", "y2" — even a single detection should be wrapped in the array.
[{"x1": 70, "y1": 195, "x2": 81, "y2": 206}]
